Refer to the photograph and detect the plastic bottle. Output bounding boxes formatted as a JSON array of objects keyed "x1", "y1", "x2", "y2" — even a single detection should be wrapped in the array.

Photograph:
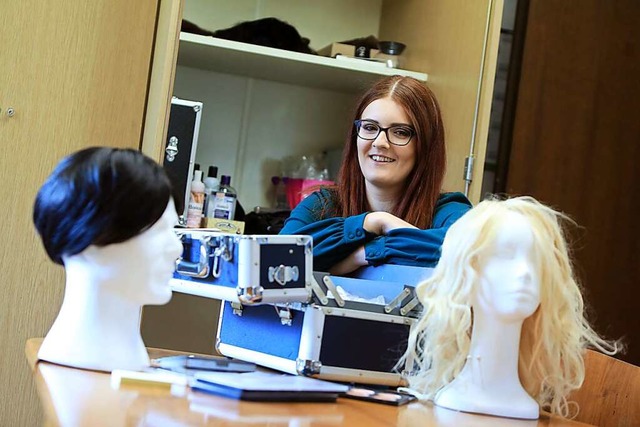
[
  {"x1": 212, "y1": 175, "x2": 237, "y2": 220},
  {"x1": 186, "y1": 170, "x2": 205, "y2": 228},
  {"x1": 203, "y1": 166, "x2": 220, "y2": 218}
]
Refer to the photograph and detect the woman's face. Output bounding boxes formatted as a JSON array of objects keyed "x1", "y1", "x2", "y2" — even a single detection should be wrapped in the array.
[
  {"x1": 473, "y1": 212, "x2": 541, "y2": 322},
  {"x1": 357, "y1": 97, "x2": 417, "y2": 194}
]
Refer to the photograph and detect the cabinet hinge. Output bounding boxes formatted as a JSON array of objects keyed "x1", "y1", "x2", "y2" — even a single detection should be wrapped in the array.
[{"x1": 463, "y1": 156, "x2": 475, "y2": 183}]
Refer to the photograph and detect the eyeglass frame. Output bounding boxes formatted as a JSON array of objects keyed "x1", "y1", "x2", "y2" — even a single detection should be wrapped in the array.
[{"x1": 353, "y1": 119, "x2": 416, "y2": 146}]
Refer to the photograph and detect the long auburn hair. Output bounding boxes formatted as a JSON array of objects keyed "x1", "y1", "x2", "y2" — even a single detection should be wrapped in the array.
[{"x1": 331, "y1": 75, "x2": 446, "y2": 228}]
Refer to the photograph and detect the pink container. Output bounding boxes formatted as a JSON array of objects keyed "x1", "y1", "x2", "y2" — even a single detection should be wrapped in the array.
[{"x1": 285, "y1": 178, "x2": 334, "y2": 209}]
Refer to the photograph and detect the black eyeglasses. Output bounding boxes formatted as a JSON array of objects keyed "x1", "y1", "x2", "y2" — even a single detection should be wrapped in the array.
[{"x1": 354, "y1": 120, "x2": 415, "y2": 146}]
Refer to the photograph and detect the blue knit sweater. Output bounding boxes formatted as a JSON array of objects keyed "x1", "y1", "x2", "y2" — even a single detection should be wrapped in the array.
[{"x1": 279, "y1": 190, "x2": 472, "y2": 271}]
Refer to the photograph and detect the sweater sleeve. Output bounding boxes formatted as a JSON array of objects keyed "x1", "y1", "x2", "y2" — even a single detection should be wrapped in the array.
[
  {"x1": 279, "y1": 191, "x2": 374, "y2": 271},
  {"x1": 363, "y1": 192, "x2": 472, "y2": 267}
]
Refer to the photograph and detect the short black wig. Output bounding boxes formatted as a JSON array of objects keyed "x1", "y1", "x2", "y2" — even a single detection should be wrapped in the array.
[{"x1": 33, "y1": 147, "x2": 177, "y2": 265}]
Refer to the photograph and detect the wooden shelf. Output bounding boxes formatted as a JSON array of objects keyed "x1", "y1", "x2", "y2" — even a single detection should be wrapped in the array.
[{"x1": 177, "y1": 33, "x2": 428, "y2": 93}]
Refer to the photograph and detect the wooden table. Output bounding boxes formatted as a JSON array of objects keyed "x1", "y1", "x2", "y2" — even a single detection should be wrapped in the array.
[{"x1": 25, "y1": 338, "x2": 593, "y2": 427}]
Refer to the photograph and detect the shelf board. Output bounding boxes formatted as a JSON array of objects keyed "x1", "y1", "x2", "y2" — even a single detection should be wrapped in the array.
[{"x1": 177, "y1": 33, "x2": 428, "y2": 93}]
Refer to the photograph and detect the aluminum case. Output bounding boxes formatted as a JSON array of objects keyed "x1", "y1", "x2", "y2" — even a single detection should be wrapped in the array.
[
  {"x1": 162, "y1": 97, "x2": 203, "y2": 223},
  {"x1": 171, "y1": 230, "x2": 313, "y2": 305},
  {"x1": 216, "y1": 268, "x2": 432, "y2": 386},
  {"x1": 171, "y1": 229, "x2": 432, "y2": 386}
]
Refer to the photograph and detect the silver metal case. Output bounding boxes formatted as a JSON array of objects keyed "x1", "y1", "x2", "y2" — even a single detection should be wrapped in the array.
[
  {"x1": 171, "y1": 230, "x2": 313, "y2": 305},
  {"x1": 163, "y1": 97, "x2": 203, "y2": 223},
  {"x1": 215, "y1": 269, "x2": 429, "y2": 386}
]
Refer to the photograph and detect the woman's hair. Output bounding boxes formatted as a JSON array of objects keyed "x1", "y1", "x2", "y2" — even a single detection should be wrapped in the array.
[
  {"x1": 402, "y1": 196, "x2": 620, "y2": 417},
  {"x1": 33, "y1": 147, "x2": 176, "y2": 265},
  {"x1": 331, "y1": 75, "x2": 446, "y2": 228}
]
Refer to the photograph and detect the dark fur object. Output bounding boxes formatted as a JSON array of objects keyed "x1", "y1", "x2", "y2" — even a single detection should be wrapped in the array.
[{"x1": 182, "y1": 18, "x2": 315, "y2": 54}]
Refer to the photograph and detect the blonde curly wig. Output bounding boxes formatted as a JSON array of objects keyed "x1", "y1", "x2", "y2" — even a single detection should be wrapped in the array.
[{"x1": 402, "y1": 196, "x2": 620, "y2": 417}]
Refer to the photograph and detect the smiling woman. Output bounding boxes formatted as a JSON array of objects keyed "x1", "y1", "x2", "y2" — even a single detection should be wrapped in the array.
[
  {"x1": 32, "y1": 147, "x2": 183, "y2": 372},
  {"x1": 279, "y1": 75, "x2": 472, "y2": 274}
]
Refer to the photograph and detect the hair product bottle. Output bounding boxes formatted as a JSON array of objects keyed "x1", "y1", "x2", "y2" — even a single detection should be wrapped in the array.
[
  {"x1": 203, "y1": 166, "x2": 220, "y2": 219},
  {"x1": 212, "y1": 175, "x2": 237, "y2": 220},
  {"x1": 186, "y1": 169, "x2": 205, "y2": 228}
]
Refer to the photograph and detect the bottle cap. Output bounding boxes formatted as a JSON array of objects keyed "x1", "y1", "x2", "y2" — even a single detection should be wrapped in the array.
[
  {"x1": 221, "y1": 175, "x2": 231, "y2": 186},
  {"x1": 194, "y1": 163, "x2": 201, "y2": 171},
  {"x1": 208, "y1": 166, "x2": 218, "y2": 178}
]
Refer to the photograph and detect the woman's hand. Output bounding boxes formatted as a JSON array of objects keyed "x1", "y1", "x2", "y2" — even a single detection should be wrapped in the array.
[
  {"x1": 364, "y1": 212, "x2": 417, "y2": 235},
  {"x1": 329, "y1": 246, "x2": 367, "y2": 276}
]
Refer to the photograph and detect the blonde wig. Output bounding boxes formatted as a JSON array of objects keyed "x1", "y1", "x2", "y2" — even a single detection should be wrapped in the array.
[{"x1": 402, "y1": 196, "x2": 619, "y2": 417}]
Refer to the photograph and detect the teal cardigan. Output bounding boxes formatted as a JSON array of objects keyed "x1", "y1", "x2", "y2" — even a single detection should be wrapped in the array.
[{"x1": 279, "y1": 190, "x2": 472, "y2": 271}]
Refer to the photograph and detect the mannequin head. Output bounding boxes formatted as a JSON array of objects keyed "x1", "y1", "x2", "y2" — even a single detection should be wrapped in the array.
[
  {"x1": 33, "y1": 147, "x2": 183, "y2": 371},
  {"x1": 403, "y1": 196, "x2": 619, "y2": 417},
  {"x1": 473, "y1": 210, "x2": 541, "y2": 323},
  {"x1": 33, "y1": 146, "x2": 182, "y2": 304}
]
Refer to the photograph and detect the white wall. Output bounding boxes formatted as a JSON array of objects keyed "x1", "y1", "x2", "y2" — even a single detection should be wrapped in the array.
[
  {"x1": 173, "y1": 68, "x2": 356, "y2": 208},
  {"x1": 177, "y1": 0, "x2": 383, "y2": 209}
]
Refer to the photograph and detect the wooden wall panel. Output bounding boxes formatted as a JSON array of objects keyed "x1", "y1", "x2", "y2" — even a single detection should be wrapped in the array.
[
  {"x1": 0, "y1": 1, "x2": 160, "y2": 425},
  {"x1": 380, "y1": 0, "x2": 504, "y2": 203},
  {"x1": 507, "y1": 0, "x2": 640, "y2": 364}
]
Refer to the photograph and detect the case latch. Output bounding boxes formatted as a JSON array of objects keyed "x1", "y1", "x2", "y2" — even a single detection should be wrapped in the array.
[
  {"x1": 274, "y1": 305, "x2": 293, "y2": 326},
  {"x1": 231, "y1": 301, "x2": 243, "y2": 316}
]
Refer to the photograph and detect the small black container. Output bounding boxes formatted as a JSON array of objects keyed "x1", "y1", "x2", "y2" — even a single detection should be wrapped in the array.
[{"x1": 378, "y1": 41, "x2": 406, "y2": 55}]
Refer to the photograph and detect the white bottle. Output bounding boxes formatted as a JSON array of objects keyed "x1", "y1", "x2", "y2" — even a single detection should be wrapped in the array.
[
  {"x1": 203, "y1": 165, "x2": 220, "y2": 218},
  {"x1": 186, "y1": 170, "x2": 205, "y2": 228}
]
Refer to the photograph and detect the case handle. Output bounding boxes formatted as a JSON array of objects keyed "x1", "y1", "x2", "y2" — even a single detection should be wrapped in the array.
[{"x1": 268, "y1": 265, "x2": 299, "y2": 286}]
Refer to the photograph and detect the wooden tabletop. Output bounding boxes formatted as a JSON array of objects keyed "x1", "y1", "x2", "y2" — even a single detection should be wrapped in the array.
[{"x1": 25, "y1": 338, "x2": 594, "y2": 427}]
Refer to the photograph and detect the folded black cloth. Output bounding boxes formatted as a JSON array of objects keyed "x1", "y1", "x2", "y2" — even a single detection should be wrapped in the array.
[{"x1": 182, "y1": 18, "x2": 315, "y2": 54}]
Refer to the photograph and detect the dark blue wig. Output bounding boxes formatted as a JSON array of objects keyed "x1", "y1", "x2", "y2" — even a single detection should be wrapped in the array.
[{"x1": 33, "y1": 147, "x2": 176, "y2": 265}]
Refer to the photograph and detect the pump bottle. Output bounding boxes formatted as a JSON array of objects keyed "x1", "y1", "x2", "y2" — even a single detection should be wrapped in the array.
[{"x1": 203, "y1": 166, "x2": 220, "y2": 219}]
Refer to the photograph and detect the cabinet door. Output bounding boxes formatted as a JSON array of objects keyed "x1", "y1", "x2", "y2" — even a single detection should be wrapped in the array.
[
  {"x1": 0, "y1": 1, "x2": 162, "y2": 425},
  {"x1": 381, "y1": 0, "x2": 504, "y2": 203}
]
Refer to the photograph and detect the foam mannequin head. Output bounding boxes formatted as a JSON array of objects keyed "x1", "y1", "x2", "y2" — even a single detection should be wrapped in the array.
[
  {"x1": 401, "y1": 196, "x2": 619, "y2": 419},
  {"x1": 33, "y1": 147, "x2": 183, "y2": 372},
  {"x1": 473, "y1": 211, "x2": 541, "y2": 323}
]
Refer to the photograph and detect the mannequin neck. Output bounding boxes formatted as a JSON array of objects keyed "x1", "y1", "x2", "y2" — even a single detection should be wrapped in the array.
[
  {"x1": 38, "y1": 257, "x2": 149, "y2": 372},
  {"x1": 463, "y1": 310, "x2": 523, "y2": 386},
  {"x1": 59, "y1": 266, "x2": 143, "y2": 338},
  {"x1": 433, "y1": 309, "x2": 539, "y2": 420}
]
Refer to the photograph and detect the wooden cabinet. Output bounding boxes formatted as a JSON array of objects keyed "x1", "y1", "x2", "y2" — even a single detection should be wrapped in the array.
[
  {"x1": 143, "y1": 0, "x2": 503, "y2": 209},
  {"x1": 0, "y1": 1, "x2": 181, "y2": 425},
  {"x1": 140, "y1": 0, "x2": 504, "y2": 354}
]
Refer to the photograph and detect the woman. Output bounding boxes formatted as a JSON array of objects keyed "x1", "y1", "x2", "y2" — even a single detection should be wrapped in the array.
[
  {"x1": 33, "y1": 147, "x2": 183, "y2": 371},
  {"x1": 280, "y1": 75, "x2": 471, "y2": 274},
  {"x1": 401, "y1": 196, "x2": 620, "y2": 419}
]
